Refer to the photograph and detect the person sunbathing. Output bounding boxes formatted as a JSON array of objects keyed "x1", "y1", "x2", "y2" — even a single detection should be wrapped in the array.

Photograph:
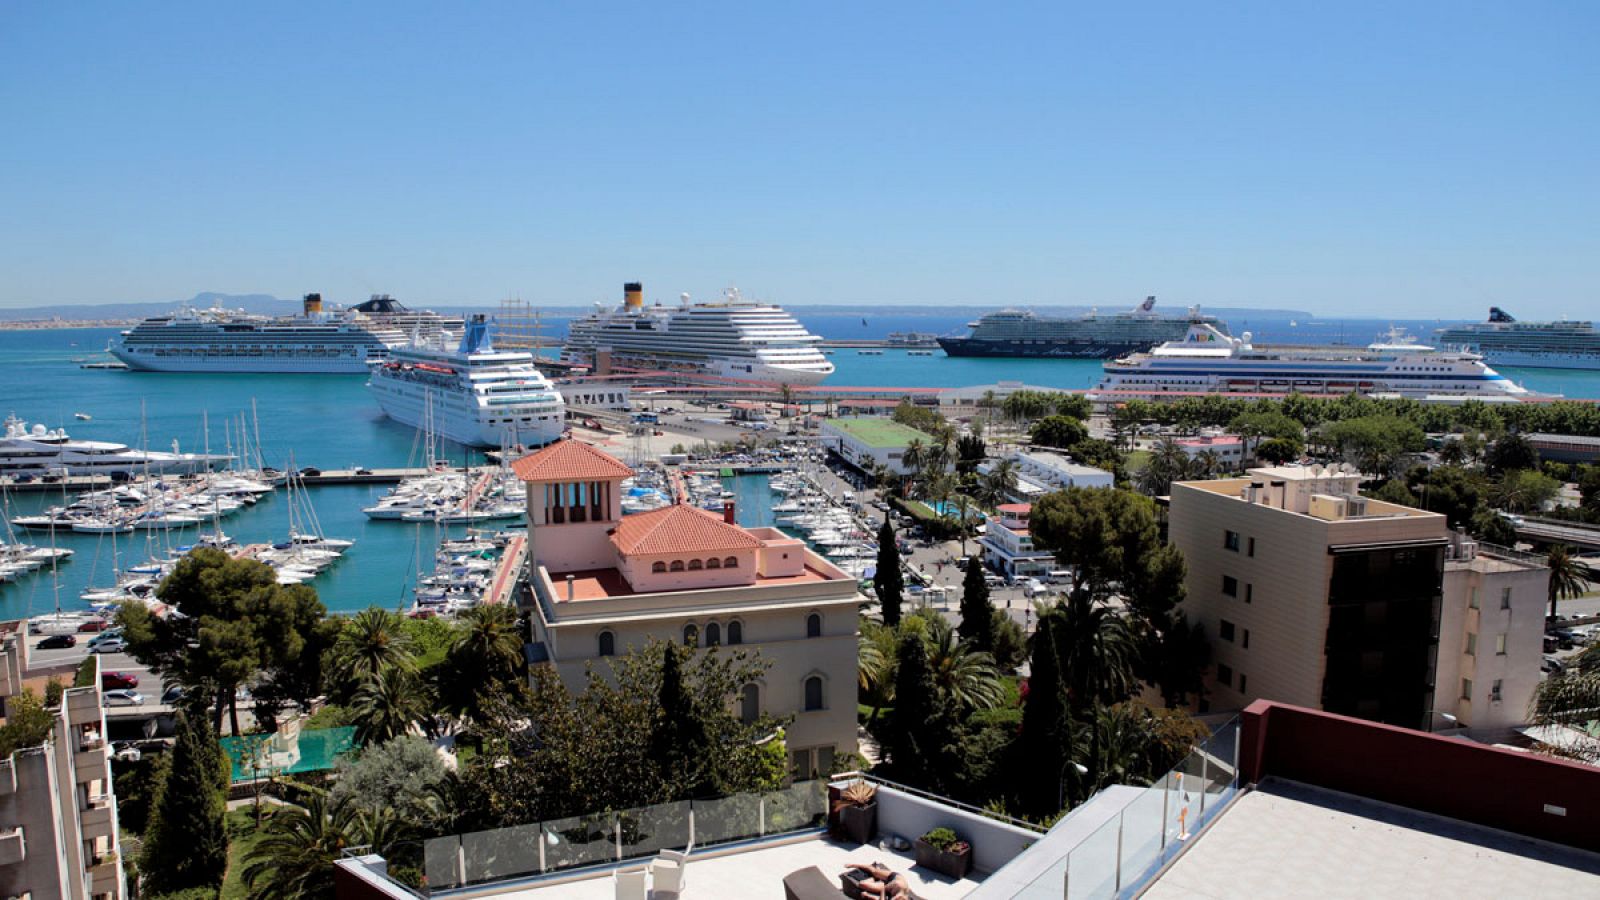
[{"x1": 845, "y1": 862, "x2": 912, "y2": 899}]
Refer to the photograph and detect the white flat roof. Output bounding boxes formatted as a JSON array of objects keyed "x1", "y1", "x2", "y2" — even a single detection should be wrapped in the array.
[{"x1": 1143, "y1": 779, "x2": 1600, "y2": 899}]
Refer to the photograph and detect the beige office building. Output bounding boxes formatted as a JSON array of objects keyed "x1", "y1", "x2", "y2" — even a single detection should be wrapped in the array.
[
  {"x1": 1169, "y1": 466, "x2": 1545, "y2": 734},
  {"x1": 512, "y1": 439, "x2": 860, "y2": 779},
  {"x1": 0, "y1": 621, "x2": 126, "y2": 899}
]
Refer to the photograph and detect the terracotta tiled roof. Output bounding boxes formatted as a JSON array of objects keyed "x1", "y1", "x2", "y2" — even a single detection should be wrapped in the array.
[
  {"x1": 610, "y1": 503, "x2": 765, "y2": 556},
  {"x1": 511, "y1": 438, "x2": 634, "y2": 483}
]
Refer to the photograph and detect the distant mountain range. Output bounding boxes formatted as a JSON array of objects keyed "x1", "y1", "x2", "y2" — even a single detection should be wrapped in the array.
[{"x1": 0, "y1": 292, "x2": 1328, "y2": 322}]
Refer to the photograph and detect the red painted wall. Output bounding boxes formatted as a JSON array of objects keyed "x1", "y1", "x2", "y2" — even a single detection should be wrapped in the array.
[{"x1": 1239, "y1": 700, "x2": 1600, "y2": 853}]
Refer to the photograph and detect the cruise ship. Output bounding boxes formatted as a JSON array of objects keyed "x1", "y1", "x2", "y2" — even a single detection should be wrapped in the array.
[
  {"x1": 108, "y1": 294, "x2": 407, "y2": 373},
  {"x1": 350, "y1": 294, "x2": 464, "y2": 343},
  {"x1": 561, "y1": 283, "x2": 834, "y2": 385},
  {"x1": 1089, "y1": 323, "x2": 1539, "y2": 403},
  {"x1": 368, "y1": 316, "x2": 566, "y2": 449},
  {"x1": 0, "y1": 416, "x2": 229, "y2": 478},
  {"x1": 1434, "y1": 308, "x2": 1600, "y2": 370},
  {"x1": 937, "y1": 297, "x2": 1228, "y2": 359}
]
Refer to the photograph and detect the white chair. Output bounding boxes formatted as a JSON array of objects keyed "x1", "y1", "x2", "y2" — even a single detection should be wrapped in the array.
[
  {"x1": 650, "y1": 849, "x2": 688, "y2": 896},
  {"x1": 614, "y1": 866, "x2": 648, "y2": 900}
]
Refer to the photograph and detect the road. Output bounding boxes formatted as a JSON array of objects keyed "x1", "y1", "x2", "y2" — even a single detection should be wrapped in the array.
[{"x1": 28, "y1": 632, "x2": 166, "y2": 709}]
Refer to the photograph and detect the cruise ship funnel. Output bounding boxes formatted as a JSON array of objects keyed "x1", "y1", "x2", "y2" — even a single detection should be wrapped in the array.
[{"x1": 624, "y1": 282, "x2": 643, "y2": 310}]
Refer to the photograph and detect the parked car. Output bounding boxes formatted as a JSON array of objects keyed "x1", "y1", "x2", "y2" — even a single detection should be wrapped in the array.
[
  {"x1": 77, "y1": 618, "x2": 111, "y2": 633},
  {"x1": 101, "y1": 672, "x2": 139, "y2": 690},
  {"x1": 300, "y1": 466, "x2": 322, "y2": 477},
  {"x1": 161, "y1": 685, "x2": 186, "y2": 705},
  {"x1": 1022, "y1": 578, "x2": 1048, "y2": 598},
  {"x1": 354, "y1": 467, "x2": 373, "y2": 475},
  {"x1": 1542, "y1": 656, "x2": 1567, "y2": 675},
  {"x1": 38, "y1": 634, "x2": 77, "y2": 649},
  {"x1": 91, "y1": 637, "x2": 127, "y2": 654},
  {"x1": 102, "y1": 689, "x2": 145, "y2": 707},
  {"x1": 88, "y1": 629, "x2": 124, "y2": 647}
]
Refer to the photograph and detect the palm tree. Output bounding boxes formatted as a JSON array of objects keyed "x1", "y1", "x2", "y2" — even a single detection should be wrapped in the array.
[
  {"x1": 1136, "y1": 437, "x2": 1191, "y2": 496},
  {"x1": 858, "y1": 620, "x2": 899, "y2": 724},
  {"x1": 243, "y1": 794, "x2": 360, "y2": 899},
  {"x1": 902, "y1": 438, "x2": 928, "y2": 476},
  {"x1": 453, "y1": 603, "x2": 525, "y2": 675},
  {"x1": 351, "y1": 665, "x2": 427, "y2": 745},
  {"x1": 1531, "y1": 645, "x2": 1600, "y2": 763},
  {"x1": 919, "y1": 616, "x2": 1004, "y2": 711},
  {"x1": 1194, "y1": 449, "x2": 1223, "y2": 478},
  {"x1": 1545, "y1": 544, "x2": 1595, "y2": 621},
  {"x1": 1050, "y1": 592, "x2": 1138, "y2": 716},
  {"x1": 976, "y1": 459, "x2": 1018, "y2": 509},
  {"x1": 329, "y1": 607, "x2": 415, "y2": 692}
]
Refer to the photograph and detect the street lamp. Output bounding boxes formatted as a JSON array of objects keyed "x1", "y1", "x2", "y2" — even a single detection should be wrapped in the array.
[{"x1": 1058, "y1": 760, "x2": 1090, "y2": 811}]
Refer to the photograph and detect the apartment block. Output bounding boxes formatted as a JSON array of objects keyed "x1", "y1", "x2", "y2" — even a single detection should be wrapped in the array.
[
  {"x1": 980, "y1": 503, "x2": 1056, "y2": 580},
  {"x1": 513, "y1": 439, "x2": 860, "y2": 779},
  {"x1": 1436, "y1": 536, "x2": 1548, "y2": 735},
  {"x1": 0, "y1": 621, "x2": 126, "y2": 899}
]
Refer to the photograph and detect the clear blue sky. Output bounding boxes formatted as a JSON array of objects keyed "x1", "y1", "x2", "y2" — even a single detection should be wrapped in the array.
[{"x1": 2, "y1": 2, "x2": 1596, "y2": 317}]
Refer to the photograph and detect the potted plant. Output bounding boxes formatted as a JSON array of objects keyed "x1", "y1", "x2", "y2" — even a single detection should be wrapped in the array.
[
  {"x1": 914, "y1": 826, "x2": 972, "y2": 879},
  {"x1": 832, "y1": 780, "x2": 879, "y2": 844}
]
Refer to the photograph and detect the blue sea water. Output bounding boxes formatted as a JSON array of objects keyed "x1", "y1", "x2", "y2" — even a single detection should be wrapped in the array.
[{"x1": 1, "y1": 318, "x2": 1596, "y2": 618}]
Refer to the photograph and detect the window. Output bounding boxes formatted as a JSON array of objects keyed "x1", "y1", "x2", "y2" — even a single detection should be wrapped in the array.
[
  {"x1": 1238, "y1": 673, "x2": 1247, "y2": 693},
  {"x1": 740, "y1": 684, "x2": 760, "y2": 724},
  {"x1": 598, "y1": 631, "x2": 615, "y2": 657},
  {"x1": 683, "y1": 624, "x2": 699, "y2": 647},
  {"x1": 1468, "y1": 588, "x2": 1478, "y2": 610},
  {"x1": 1495, "y1": 633, "x2": 1507, "y2": 656},
  {"x1": 724, "y1": 556, "x2": 739, "y2": 568},
  {"x1": 1220, "y1": 620, "x2": 1235, "y2": 642},
  {"x1": 652, "y1": 561, "x2": 667, "y2": 574},
  {"x1": 688, "y1": 559, "x2": 704, "y2": 570},
  {"x1": 1242, "y1": 629, "x2": 1251, "y2": 649},
  {"x1": 670, "y1": 560, "x2": 685, "y2": 572},
  {"x1": 804, "y1": 676, "x2": 824, "y2": 711},
  {"x1": 1491, "y1": 679, "x2": 1503, "y2": 702},
  {"x1": 706, "y1": 622, "x2": 721, "y2": 647},
  {"x1": 1245, "y1": 583, "x2": 1253, "y2": 604},
  {"x1": 806, "y1": 613, "x2": 822, "y2": 638},
  {"x1": 728, "y1": 620, "x2": 744, "y2": 645},
  {"x1": 1217, "y1": 664, "x2": 1234, "y2": 688},
  {"x1": 1224, "y1": 530, "x2": 1241, "y2": 552},
  {"x1": 1222, "y1": 575, "x2": 1238, "y2": 597},
  {"x1": 1500, "y1": 587, "x2": 1512, "y2": 610},
  {"x1": 707, "y1": 557, "x2": 722, "y2": 569},
  {"x1": 1461, "y1": 678, "x2": 1473, "y2": 701},
  {"x1": 1465, "y1": 633, "x2": 1477, "y2": 657},
  {"x1": 1247, "y1": 537, "x2": 1256, "y2": 557}
]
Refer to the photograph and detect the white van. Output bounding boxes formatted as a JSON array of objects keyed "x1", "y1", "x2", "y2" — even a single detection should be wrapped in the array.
[{"x1": 1022, "y1": 578, "x2": 1047, "y2": 598}]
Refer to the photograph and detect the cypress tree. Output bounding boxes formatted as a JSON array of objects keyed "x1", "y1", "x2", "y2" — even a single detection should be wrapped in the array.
[
  {"x1": 957, "y1": 555, "x2": 994, "y2": 652},
  {"x1": 141, "y1": 711, "x2": 229, "y2": 894},
  {"x1": 874, "y1": 520, "x2": 904, "y2": 627},
  {"x1": 886, "y1": 631, "x2": 939, "y2": 787},
  {"x1": 649, "y1": 643, "x2": 709, "y2": 799},
  {"x1": 1019, "y1": 612, "x2": 1066, "y2": 815}
]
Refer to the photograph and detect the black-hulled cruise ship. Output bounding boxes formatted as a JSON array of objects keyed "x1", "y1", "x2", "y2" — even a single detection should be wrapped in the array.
[
  {"x1": 937, "y1": 297, "x2": 1228, "y2": 359},
  {"x1": 1434, "y1": 308, "x2": 1600, "y2": 371}
]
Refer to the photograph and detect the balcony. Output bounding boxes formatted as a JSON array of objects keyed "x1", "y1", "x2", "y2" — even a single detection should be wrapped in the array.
[
  {"x1": 0, "y1": 827, "x2": 24, "y2": 866},
  {"x1": 82, "y1": 794, "x2": 114, "y2": 837},
  {"x1": 89, "y1": 850, "x2": 120, "y2": 888},
  {"x1": 74, "y1": 745, "x2": 110, "y2": 784},
  {"x1": 65, "y1": 689, "x2": 103, "y2": 726},
  {"x1": 0, "y1": 758, "x2": 14, "y2": 796}
]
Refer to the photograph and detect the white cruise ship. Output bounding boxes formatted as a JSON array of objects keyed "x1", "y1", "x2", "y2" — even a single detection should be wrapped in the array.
[
  {"x1": 349, "y1": 294, "x2": 464, "y2": 343},
  {"x1": 1434, "y1": 308, "x2": 1600, "y2": 371},
  {"x1": 1089, "y1": 323, "x2": 1540, "y2": 403},
  {"x1": 561, "y1": 283, "x2": 834, "y2": 385},
  {"x1": 367, "y1": 316, "x2": 566, "y2": 449},
  {"x1": 0, "y1": 416, "x2": 229, "y2": 478},
  {"x1": 109, "y1": 294, "x2": 407, "y2": 374}
]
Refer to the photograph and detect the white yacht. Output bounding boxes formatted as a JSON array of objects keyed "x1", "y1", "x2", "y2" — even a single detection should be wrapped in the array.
[
  {"x1": 368, "y1": 316, "x2": 567, "y2": 449},
  {"x1": 0, "y1": 416, "x2": 229, "y2": 478},
  {"x1": 561, "y1": 283, "x2": 834, "y2": 385},
  {"x1": 1089, "y1": 323, "x2": 1541, "y2": 403},
  {"x1": 108, "y1": 294, "x2": 408, "y2": 374}
]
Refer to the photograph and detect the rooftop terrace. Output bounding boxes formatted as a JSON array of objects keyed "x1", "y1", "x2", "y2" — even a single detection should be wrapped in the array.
[
  {"x1": 823, "y1": 417, "x2": 928, "y2": 449},
  {"x1": 544, "y1": 561, "x2": 840, "y2": 602}
]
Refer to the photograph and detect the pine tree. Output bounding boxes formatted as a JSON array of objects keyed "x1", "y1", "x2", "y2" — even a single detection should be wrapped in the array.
[
  {"x1": 141, "y1": 711, "x2": 229, "y2": 894},
  {"x1": 649, "y1": 643, "x2": 710, "y2": 799},
  {"x1": 874, "y1": 520, "x2": 904, "y2": 627},
  {"x1": 958, "y1": 556, "x2": 994, "y2": 652}
]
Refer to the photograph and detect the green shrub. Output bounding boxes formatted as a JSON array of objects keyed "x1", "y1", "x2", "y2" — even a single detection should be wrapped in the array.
[{"x1": 920, "y1": 826, "x2": 960, "y2": 850}]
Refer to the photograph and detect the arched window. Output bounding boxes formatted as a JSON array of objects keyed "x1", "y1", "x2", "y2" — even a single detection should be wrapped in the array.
[
  {"x1": 724, "y1": 556, "x2": 739, "y2": 568},
  {"x1": 670, "y1": 560, "x2": 685, "y2": 572},
  {"x1": 688, "y1": 559, "x2": 704, "y2": 571},
  {"x1": 804, "y1": 675, "x2": 824, "y2": 712},
  {"x1": 706, "y1": 557, "x2": 722, "y2": 569},
  {"x1": 706, "y1": 622, "x2": 721, "y2": 647},
  {"x1": 652, "y1": 561, "x2": 667, "y2": 574},
  {"x1": 683, "y1": 624, "x2": 699, "y2": 647},
  {"x1": 598, "y1": 631, "x2": 615, "y2": 657},
  {"x1": 740, "y1": 683, "x2": 760, "y2": 724},
  {"x1": 728, "y1": 620, "x2": 744, "y2": 645},
  {"x1": 806, "y1": 613, "x2": 822, "y2": 638}
]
